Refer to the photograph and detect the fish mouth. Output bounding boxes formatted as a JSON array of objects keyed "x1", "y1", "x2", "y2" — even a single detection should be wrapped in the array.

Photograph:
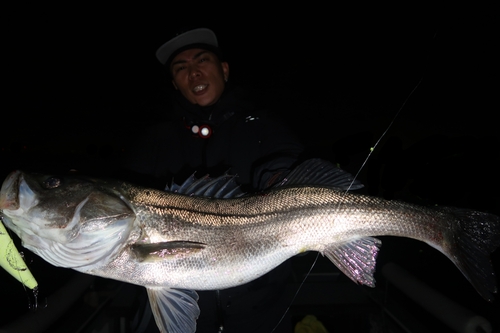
[
  {"x1": 0, "y1": 171, "x2": 45, "y2": 252},
  {"x1": 0, "y1": 171, "x2": 22, "y2": 211},
  {"x1": 1, "y1": 171, "x2": 137, "y2": 269}
]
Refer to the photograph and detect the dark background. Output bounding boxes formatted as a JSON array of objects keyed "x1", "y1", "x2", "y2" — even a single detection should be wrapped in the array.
[
  {"x1": 3, "y1": 6, "x2": 497, "y2": 167},
  {"x1": 3, "y1": 5, "x2": 498, "y2": 211},
  {"x1": 2, "y1": 4, "x2": 499, "y2": 332}
]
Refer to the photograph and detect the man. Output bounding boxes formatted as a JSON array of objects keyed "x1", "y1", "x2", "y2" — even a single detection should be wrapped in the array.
[
  {"x1": 123, "y1": 28, "x2": 303, "y2": 332},
  {"x1": 124, "y1": 28, "x2": 303, "y2": 191}
]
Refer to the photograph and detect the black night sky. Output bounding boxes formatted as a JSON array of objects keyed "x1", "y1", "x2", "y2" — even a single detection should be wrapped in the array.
[
  {"x1": 2, "y1": 4, "x2": 499, "y2": 332},
  {"x1": 4, "y1": 7, "x2": 497, "y2": 145},
  {"x1": 3, "y1": 6, "x2": 498, "y2": 208}
]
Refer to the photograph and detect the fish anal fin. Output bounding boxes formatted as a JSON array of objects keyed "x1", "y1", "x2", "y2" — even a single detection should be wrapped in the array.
[
  {"x1": 323, "y1": 237, "x2": 382, "y2": 287},
  {"x1": 146, "y1": 287, "x2": 200, "y2": 333},
  {"x1": 131, "y1": 241, "x2": 206, "y2": 262}
]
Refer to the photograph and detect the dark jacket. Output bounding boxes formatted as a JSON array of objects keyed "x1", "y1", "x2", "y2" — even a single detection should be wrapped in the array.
[
  {"x1": 122, "y1": 84, "x2": 302, "y2": 332},
  {"x1": 123, "y1": 84, "x2": 303, "y2": 191}
]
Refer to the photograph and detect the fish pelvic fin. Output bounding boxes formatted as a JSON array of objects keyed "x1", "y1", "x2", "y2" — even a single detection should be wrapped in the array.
[
  {"x1": 323, "y1": 237, "x2": 382, "y2": 287},
  {"x1": 146, "y1": 287, "x2": 199, "y2": 333},
  {"x1": 441, "y1": 207, "x2": 500, "y2": 302}
]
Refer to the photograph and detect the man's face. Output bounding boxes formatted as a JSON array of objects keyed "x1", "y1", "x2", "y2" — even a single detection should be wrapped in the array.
[{"x1": 170, "y1": 48, "x2": 229, "y2": 107}]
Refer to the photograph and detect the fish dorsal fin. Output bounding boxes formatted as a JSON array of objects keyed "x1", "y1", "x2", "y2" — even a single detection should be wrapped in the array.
[
  {"x1": 275, "y1": 158, "x2": 364, "y2": 190},
  {"x1": 323, "y1": 237, "x2": 381, "y2": 287},
  {"x1": 146, "y1": 287, "x2": 200, "y2": 333},
  {"x1": 166, "y1": 173, "x2": 244, "y2": 198},
  {"x1": 131, "y1": 241, "x2": 206, "y2": 262}
]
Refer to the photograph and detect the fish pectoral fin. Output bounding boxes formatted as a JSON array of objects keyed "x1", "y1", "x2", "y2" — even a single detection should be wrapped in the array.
[
  {"x1": 146, "y1": 287, "x2": 200, "y2": 333},
  {"x1": 323, "y1": 237, "x2": 381, "y2": 287},
  {"x1": 131, "y1": 241, "x2": 206, "y2": 262}
]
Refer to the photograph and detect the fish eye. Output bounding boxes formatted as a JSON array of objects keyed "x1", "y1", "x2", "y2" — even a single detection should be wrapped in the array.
[{"x1": 43, "y1": 177, "x2": 61, "y2": 189}]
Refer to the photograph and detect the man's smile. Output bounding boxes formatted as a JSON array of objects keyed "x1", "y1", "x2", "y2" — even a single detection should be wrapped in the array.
[{"x1": 193, "y1": 84, "x2": 208, "y2": 93}]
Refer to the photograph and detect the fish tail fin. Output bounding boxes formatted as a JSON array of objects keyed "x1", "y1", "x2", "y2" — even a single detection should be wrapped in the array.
[{"x1": 441, "y1": 207, "x2": 500, "y2": 301}]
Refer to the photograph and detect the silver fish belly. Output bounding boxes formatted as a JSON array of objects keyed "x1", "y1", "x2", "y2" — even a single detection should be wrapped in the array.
[{"x1": 1, "y1": 159, "x2": 498, "y2": 333}]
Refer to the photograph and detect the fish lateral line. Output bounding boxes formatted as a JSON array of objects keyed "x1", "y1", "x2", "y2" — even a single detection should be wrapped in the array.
[{"x1": 1, "y1": 158, "x2": 499, "y2": 333}]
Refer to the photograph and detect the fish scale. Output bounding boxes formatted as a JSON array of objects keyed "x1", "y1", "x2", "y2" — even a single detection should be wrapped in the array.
[
  {"x1": 86, "y1": 185, "x2": 479, "y2": 289},
  {"x1": 0, "y1": 159, "x2": 498, "y2": 333}
]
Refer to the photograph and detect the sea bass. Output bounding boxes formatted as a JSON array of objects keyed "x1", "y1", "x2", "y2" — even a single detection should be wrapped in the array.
[{"x1": 0, "y1": 159, "x2": 499, "y2": 333}]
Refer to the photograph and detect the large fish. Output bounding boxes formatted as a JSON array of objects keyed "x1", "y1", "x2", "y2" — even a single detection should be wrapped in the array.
[{"x1": 0, "y1": 159, "x2": 499, "y2": 333}]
